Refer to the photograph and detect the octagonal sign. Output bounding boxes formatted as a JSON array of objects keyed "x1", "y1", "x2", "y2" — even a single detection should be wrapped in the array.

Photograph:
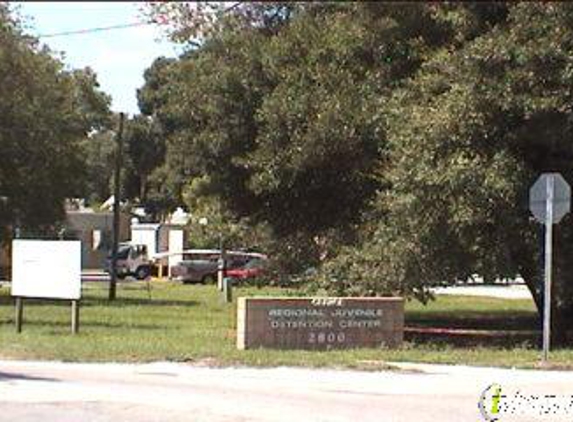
[{"x1": 529, "y1": 173, "x2": 571, "y2": 224}]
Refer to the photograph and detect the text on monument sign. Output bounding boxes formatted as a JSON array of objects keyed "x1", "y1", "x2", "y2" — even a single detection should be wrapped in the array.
[{"x1": 237, "y1": 297, "x2": 403, "y2": 350}]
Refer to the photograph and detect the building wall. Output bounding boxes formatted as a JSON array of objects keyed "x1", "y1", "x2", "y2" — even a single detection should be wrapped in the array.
[
  {"x1": 65, "y1": 211, "x2": 130, "y2": 269},
  {"x1": 0, "y1": 211, "x2": 131, "y2": 277}
]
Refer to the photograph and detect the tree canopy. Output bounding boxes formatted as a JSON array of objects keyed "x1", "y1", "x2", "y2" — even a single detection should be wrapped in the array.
[
  {"x1": 376, "y1": 3, "x2": 573, "y2": 341},
  {"x1": 0, "y1": 4, "x2": 112, "y2": 237},
  {"x1": 139, "y1": 2, "x2": 573, "y2": 342}
]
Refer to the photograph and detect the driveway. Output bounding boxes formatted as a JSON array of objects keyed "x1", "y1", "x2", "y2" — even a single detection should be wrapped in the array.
[{"x1": 1, "y1": 360, "x2": 572, "y2": 422}]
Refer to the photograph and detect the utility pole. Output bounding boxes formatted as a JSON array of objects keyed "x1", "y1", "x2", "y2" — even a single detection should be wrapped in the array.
[{"x1": 109, "y1": 112, "x2": 125, "y2": 301}]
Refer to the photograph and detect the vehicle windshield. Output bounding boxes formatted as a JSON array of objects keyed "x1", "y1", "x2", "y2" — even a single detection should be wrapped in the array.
[
  {"x1": 115, "y1": 246, "x2": 130, "y2": 260},
  {"x1": 243, "y1": 259, "x2": 264, "y2": 269}
]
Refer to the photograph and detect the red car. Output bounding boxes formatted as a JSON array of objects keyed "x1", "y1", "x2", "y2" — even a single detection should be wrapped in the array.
[{"x1": 225, "y1": 258, "x2": 266, "y2": 280}]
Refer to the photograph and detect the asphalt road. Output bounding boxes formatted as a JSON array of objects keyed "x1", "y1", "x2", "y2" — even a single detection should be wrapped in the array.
[{"x1": 1, "y1": 360, "x2": 572, "y2": 422}]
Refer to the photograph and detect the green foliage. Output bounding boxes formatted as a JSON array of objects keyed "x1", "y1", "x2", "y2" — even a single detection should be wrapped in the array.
[
  {"x1": 0, "y1": 5, "x2": 111, "y2": 236},
  {"x1": 123, "y1": 115, "x2": 165, "y2": 203},
  {"x1": 144, "y1": 2, "x2": 301, "y2": 46},
  {"x1": 78, "y1": 130, "x2": 116, "y2": 205},
  {"x1": 319, "y1": 3, "x2": 573, "y2": 343},
  {"x1": 141, "y1": 3, "x2": 461, "y2": 275},
  {"x1": 141, "y1": 2, "x2": 573, "y2": 343},
  {"x1": 137, "y1": 57, "x2": 177, "y2": 118},
  {"x1": 79, "y1": 112, "x2": 166, "y2": 210},
  {"x1": 182, "y1": 175, "x2": 273, "y2": 251}
]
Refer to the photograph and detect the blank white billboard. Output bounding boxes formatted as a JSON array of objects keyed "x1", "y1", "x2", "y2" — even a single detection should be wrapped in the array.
[{"x1": 11, "y1": 240, "x2": 81, "y2": 300}]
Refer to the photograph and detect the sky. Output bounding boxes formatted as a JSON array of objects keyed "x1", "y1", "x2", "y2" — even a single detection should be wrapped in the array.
[{"x1": 16, "y1": 1, "x2": 183, "y2": 115}]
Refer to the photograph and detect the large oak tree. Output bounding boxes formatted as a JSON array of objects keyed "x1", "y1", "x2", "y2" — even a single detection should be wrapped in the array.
[{"x1": 145, "y1": 2, "x2": 573, "y2": 343}]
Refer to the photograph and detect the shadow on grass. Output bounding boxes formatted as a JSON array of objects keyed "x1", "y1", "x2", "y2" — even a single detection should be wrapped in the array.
[
  {"x1": 0, "y1": 295, "x2": 199, "y2": 308},
  {"x1": 0, "y1": 319, "x2": 166, "y2": 330},
  {"x1": 83, "y1": 297, "x2": 200, "y2": 308},
  {"x1": 406, "y1": 311, "x2": 540, "y2": 348}
]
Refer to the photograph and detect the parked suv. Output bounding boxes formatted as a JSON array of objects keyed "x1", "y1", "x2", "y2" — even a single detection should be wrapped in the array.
[
  {"x1": 170, "y1": 250, "x2": 266, "y2": 284},
  {"x1": 170, "y1": 258, "x2": 219, "y2": 283},
  {"x1": 225, "y1": 258, "x2": 266, "y2": 281}
]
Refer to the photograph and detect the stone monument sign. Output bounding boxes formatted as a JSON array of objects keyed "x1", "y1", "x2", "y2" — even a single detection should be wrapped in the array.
[{"x1": 237, "y1": 297, "x2": 403, "y2": 350}]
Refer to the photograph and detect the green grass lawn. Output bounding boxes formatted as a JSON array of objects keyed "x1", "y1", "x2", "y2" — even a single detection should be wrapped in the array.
[{"x1": 0, "y1": 281, "x2": 572, "y2": 370}]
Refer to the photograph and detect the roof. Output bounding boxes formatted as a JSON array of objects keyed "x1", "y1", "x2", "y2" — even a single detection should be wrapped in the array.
[{"x1": 152, "y1": 249, "x2": 267, "y2": 260}]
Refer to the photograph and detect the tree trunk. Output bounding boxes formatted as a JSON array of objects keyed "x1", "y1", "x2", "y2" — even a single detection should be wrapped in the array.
[
  {"x1": 522, "y1": 273, "x2": 573, "y2": 347},
  {"x1": 140, "y1": 174, "x2": 147, "y2": 203},
  {"x1": 518, "y1": 231, "x2": 573, "y2": 348},
  {"x1": 551, "y1": 306, "x2": 572, "y2": 347}
]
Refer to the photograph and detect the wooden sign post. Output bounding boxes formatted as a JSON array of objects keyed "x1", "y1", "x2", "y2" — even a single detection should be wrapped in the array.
[
  {"x1": 15, "y1": 297, "x2": 23, "y2": 333},
  {"x1": 14, "y1": 298, "x2": 80, "y2": 334}
]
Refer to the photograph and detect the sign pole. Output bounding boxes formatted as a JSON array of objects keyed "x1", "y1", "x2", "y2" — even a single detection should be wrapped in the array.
[
  {"x1": 15, "y1": 297, "x2": 23, "y2": 333},
  {"x1": 71, "y1": 300, "x2": 80, "y2": 334},
  {"x1": 529, "y1": 172, "x2": 570, "y2": 363},
  {"x1": 542, "y1": 174, "x2": 555, "y2": 363},
  {"x1": 218, "y1": 235, "x2": 225, "y2": 292},
  {"x1": 223, "y1": 277, "x2": 232, "y2": 303}
]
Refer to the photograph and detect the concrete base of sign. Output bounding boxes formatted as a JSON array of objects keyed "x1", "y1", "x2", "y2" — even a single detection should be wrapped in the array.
[{"x1": 237, "y1": 297, "x2": 403, "y2": 350}]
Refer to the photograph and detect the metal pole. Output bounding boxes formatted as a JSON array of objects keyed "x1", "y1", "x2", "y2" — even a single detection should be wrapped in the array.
[
  {"x1": 218, "y1": 235, "x2": 225, "y2": 291},
  {"x1": 109, "y1": 112, "x2": 125, "y2": 301},
  {"x1": 543, "y1": 174, "x2": 554, "y2": 362}
]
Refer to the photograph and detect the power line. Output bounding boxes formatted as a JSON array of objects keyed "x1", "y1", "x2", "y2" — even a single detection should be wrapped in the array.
[
  {"x1": 38, "y1": 21, "x2": 152, "y2": 39},
  {"x1": 36, "y1": 2, "x2": 243, "y2": 39}
]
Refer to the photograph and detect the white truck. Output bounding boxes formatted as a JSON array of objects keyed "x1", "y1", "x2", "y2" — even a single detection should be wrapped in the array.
[{"x1": 105, "y1": 242, "x2": 153, "y2": 280}]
